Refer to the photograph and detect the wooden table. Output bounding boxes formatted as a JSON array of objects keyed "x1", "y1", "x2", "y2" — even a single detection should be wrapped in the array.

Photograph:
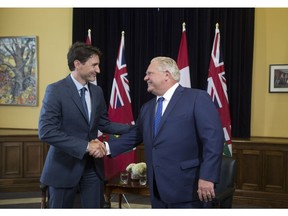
[{"x1": 105, "y1": 176, "x2": 150, "y2": 208}]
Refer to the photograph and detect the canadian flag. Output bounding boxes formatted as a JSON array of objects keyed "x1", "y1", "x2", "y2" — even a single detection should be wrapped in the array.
[
  {"x1": 104, "y1": 31, "x2": 136, "y2": 180},
  {"x1": 207, "y1": 23, "x2": 232, "y2": 157},
  {"x1": 177, "y1": 22, "x2": 191, "y2": 88}
]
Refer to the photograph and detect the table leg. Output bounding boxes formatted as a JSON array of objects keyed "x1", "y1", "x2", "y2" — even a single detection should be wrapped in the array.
[
  {"x1": 104, "y1": 192, "x2": 111, "y2": 208},
  {"x1": 118, "y1": 194, "x2": 122, "y2": 208}
]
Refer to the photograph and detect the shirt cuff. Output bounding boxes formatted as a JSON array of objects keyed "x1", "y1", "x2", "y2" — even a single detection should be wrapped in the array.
[
  {"x1": 86, "y1": 142, "x2": 89, "y2": 152},
  {"x1": 104, "y1": 141, "x2": 111, "y2": 155}
]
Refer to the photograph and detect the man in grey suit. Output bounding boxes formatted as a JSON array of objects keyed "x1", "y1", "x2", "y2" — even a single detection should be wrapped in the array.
[
  {"x1": 107, "y1": 56, "x2": 224, "y2": 208},
  {"x1": 38, "y1": 42, "x2": 132, "y2": 208}
]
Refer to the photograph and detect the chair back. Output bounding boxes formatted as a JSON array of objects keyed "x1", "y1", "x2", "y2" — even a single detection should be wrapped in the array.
[
  {"x1": 213, "y1": 155, "x2": 236, "y2": 208},
  {"x1": 215, "y1": 156, "x2": 236, "y2": 192}
]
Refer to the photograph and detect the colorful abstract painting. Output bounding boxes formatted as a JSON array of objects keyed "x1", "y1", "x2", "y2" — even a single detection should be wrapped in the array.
[{"x1": 0, "y1": 36, "x2": 37, "y2": 106}]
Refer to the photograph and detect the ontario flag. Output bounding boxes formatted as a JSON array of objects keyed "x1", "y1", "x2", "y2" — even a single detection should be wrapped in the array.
[
  {"x1": 207, "y1": 23, "x2": 232, "y2": 157},
  {"x1": 177, "y1": 22, "x2": 191, "y2": 88},
  {"x1": 104, "y1": 31, "x2": 136, "y2": 180}
]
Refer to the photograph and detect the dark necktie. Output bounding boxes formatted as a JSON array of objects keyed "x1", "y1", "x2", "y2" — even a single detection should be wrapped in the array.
[
  {"x1": 80, "y1": 87, "x2": 89, "y2": 121},
  {"x1": 154, "y1": 97, "x2": 164, "y2": 136}
]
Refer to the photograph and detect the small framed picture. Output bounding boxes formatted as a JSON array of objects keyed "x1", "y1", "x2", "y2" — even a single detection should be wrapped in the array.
[{"x1": 269, "y1": 64, "x2": 288, "y2": 93}]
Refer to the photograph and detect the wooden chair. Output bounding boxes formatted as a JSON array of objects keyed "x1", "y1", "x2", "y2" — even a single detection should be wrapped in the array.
[{"x1": 40, "y1": 183, "x2": 49, "y2": 208}]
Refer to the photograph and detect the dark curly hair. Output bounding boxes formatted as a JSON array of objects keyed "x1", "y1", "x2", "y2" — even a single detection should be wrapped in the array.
[{"x1": 67, "y1": 42, "x2": 102, "y2": 71}]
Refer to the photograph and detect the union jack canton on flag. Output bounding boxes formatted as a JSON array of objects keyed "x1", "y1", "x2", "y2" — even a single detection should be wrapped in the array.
[
  {"x1": 207, "y1": 23, "x2": 232, "y2": 157},
  {"x1": 104, "y1": 31, "x2": 136, "y2": 180}
]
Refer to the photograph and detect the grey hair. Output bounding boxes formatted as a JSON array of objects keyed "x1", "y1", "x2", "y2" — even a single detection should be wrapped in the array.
[{"x1": 151, "y1": 56, "x2": 180, "y2": 82}]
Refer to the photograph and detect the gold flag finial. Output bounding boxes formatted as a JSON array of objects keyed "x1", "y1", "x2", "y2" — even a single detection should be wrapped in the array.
[
  {"x1": 216, "y1": 23, "x2": 219, "y2": 29},
  {"x1": 182, "y1": 22, "x2": 186, "y2": 31},
  {"x1": 121, "y1": 31, "x2": 125, "y2": 36}
]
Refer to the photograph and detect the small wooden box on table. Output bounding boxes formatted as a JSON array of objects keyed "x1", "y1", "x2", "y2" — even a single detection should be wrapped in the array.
[{"x1": 105, "y1": 176, "x2": 150, "y2": 208}]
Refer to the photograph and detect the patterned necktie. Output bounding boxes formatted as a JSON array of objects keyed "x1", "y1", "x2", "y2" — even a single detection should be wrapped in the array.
[
  {"x1": 154, "y1": 97, "x2": 164, "y2": 136},
  {"x1": 80, "y1": 87, "x2": 89, "y2": 121}
]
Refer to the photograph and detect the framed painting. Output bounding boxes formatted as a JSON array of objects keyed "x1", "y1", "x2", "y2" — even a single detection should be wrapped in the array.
[
  {"x1": 269, "y1": 64, "x2": 288, "y2": 93},
  {"x1": 0, "y1": 36, "x2": 38, "y2": 106}
]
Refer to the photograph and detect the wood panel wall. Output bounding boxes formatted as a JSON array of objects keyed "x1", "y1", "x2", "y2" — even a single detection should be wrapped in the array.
[
  {"x1": 232, "y1": 137, "x2": 288, "y2": 207},
  {"x1": 1, "y1": 129, "x2": 288, "y2": 207},
  {"x1": 0, "y1": 129, "x2": 48, "y2": 192}
]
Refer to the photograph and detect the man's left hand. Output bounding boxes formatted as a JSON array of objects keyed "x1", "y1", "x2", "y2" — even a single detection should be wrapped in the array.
[{"x1": 197, "y1": 179, "x2": 215, "y2": 202}]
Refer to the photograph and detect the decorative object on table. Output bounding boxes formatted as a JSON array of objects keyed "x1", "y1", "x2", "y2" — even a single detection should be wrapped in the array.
[
  {"x1": 120, "y1": 171, "x2": 129, "y2": 184},
  {"x1": 126, "y1": 162, "x2": 146, "y2": 180},
  {"x1": 0, "y1": 36, "x2": 38, "y2": 106},
  {"x1": 138, "y1": 173, "x2": 147, "y2": 186}
]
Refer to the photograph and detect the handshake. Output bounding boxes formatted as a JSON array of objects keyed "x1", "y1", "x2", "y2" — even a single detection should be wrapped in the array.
[{"x1": 87, "y1": 139, "x2": 107, "y2": 158}]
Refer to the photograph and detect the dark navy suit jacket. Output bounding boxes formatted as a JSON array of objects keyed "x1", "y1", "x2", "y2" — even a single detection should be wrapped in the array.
[
  {"x1": 39, "y1": 75, "x2": 130, "y2": 188},
  {"x1": 109, "y1": 85, "x2": 224, "y2": 204}
]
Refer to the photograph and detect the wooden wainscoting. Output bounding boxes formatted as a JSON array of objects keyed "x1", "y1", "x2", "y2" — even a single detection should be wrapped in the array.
[
  {"x1": 232, "y1": 137, "x2": 288, "y2": 207},
  {"x1": 1, "y1": 129, "x2": 288, "y2": 207},
  {"x1": 0, "y1": 129, "x2": 48, "y2": 192}
]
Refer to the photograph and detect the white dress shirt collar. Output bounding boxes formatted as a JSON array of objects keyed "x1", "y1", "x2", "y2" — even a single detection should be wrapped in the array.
[
  {"x1": 70, "y1": 74, "x2": 88, "y2": 92},
  {"x1": 156, "y1": 83, "x2": 179, "y2": 102},
  {"x1": 156, "y1": 83, "x2": 179, "y2": 114}
]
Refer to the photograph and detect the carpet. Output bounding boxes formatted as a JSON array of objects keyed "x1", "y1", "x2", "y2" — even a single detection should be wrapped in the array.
[{"x1": 0, "y1": 191, "x2": 151, "y2": 209}]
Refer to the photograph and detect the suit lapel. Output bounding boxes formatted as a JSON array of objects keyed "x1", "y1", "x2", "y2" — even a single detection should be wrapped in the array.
[
  {"x1": 155, "y1": 85, "x2": 184, "y2": 137},
  {"x1": 65, "y1": 76, "x2": 90, "y2": 124},
  {"x1": 88, "y1": 83, "x2": 99, "y2": 129},
  {"x1": 150, "y1": 99, "x2": 158, "y2": 138}
]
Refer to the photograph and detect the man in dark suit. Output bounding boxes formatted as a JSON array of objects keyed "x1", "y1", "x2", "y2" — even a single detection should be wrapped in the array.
[
  {"x1": 38, "y1": 42, "x2": 132, "y2": 208},
  {"x1": 107, "y1": 56, "x2": 224, "y2": 208}
]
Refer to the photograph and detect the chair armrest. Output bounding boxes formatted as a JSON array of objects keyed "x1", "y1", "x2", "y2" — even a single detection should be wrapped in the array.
[
  {"x1": 214, "y1": 187, "x2": 235, "y2": 202},
  {"x1": 40, "y1": 183, "x2": 48, "y2": 192}
]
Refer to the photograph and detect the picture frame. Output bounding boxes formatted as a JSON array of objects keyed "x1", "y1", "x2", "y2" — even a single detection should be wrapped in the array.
[
  {"x1": 0, "y1": 36, "x2": 38, "y2": 106},
  {"x1": 269, "y1": 64, "x2": 288, "y2": 93}
]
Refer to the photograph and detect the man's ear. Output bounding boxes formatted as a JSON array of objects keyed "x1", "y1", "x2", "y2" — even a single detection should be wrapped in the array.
[
  {"x1": 165, "y1": 70, "x2": 172, "y2": 81},
  {"x1": 74, "y1": 60, "x2": 81, "y2": 69}
]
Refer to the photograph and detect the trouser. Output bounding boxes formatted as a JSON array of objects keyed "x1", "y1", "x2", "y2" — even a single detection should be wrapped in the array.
[
  {"x1": 48, "y1": 159, "x2": 104, "y2": 208},
  {"x1": 150, "y1": 174, "x2": 211, "y2": 208}
]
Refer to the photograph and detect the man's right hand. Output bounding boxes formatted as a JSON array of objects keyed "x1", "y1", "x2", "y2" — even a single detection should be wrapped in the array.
[{"x1": 87, "y1": 139, "x2": 107, "y2": 158}]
